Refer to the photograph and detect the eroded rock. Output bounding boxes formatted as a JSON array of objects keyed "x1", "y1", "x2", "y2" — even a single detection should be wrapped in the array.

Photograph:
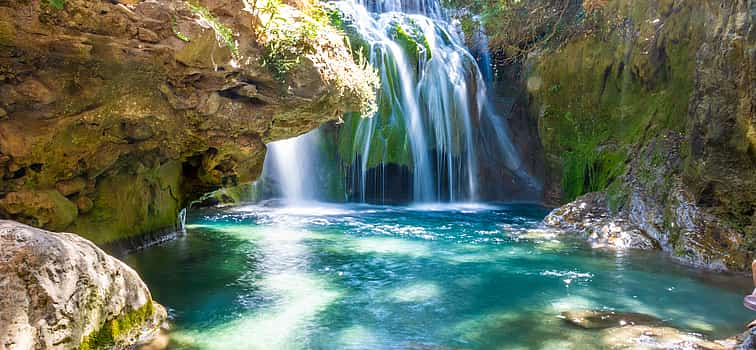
[
  {"x1": 527, "y1": 0, "x2": 754, "y2": 271},
  {"x1": 0, "y1": 220, "x2": 166, "y2": 349}
]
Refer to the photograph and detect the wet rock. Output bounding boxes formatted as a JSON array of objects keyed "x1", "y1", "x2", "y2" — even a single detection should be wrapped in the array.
[
  {"x1": 600, "y1": 325, "x2": 731, "y2": 350},
  {"x1": 0, "y1": 220, "x2": 166, "y2": 349},
  {"x1": 544, "y1": 193, "x2": 657, "y2": 250},
  {"x1": 527, "y1": 0, "x2": 754, "y2": 271},
  {"x1": 561, "y1": 310, "x2": 663, "y2": 329}
]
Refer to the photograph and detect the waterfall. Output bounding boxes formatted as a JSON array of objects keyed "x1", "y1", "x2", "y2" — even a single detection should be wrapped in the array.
[
  {"x1": 178, "y1": 208, "x2": 187, "y2": 233},
  {"x1": 259, "y1": 0, "x2": 537, "y2": 204},
  {"x1": 264, "y1": 130, "x2": 325, "y2": 204}
]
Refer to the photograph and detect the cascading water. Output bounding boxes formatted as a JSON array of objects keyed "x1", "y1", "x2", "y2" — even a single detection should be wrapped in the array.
[
  {"x1": 262, "y1": 129, "x2": 333, "y2": 204},
  {"x1": 259, "y1": 0, "x2": 538, "y2": 204}
]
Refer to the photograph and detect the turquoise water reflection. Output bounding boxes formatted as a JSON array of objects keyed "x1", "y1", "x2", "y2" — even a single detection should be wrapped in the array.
[{"x1": 125, "y1": 203, "x2": 752, "y2": 349}]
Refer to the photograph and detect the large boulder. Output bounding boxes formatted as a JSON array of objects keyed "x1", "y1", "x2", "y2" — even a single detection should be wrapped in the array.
[{"x1": 0, "y1": 220, "x2": 166, "y2": 349}]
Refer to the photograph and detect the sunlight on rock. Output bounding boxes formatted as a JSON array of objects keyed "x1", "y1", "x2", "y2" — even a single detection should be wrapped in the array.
[
  {"x1": 600, "y1": 325, "x2": 726, "y2": 349},
  {"x1": 387, "y1": 282, "x2": 442, "y2": 303},
  {"x1": 517, "y1": 228, "x2": 560, "y2": 241}
]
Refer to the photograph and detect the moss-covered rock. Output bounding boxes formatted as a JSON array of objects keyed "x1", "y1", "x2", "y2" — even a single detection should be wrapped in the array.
[
  {"x1": 0, "y1": 220, "x2": 166, "y2": 349},
  {"x1": 525, "y1": 0, "x2": 754, "y2": 270}
]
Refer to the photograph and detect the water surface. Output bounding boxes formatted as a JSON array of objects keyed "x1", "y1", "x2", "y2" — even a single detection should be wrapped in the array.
[{"x1": 125, "y1": 203, "x2": 753, "y2": 349}]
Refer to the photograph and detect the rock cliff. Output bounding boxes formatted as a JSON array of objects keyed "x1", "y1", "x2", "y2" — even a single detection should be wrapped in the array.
[
  {"x1": 527, "y1": 0, "x2": 754, "y2": 270},
  {"x1": 0, "y1": 0, "x2": 376, "y2": 247}
]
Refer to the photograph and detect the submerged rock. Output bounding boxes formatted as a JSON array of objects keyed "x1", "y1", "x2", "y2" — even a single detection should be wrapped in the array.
[
  {"x1": 600, "y1": 325, "x2": 733, "y2": 350},
  {"x1": 561, "y1": 309, "x2": 752, "y2": 349},
  {"x1": 561, "y1": 310, "x2": 664, "y2": 330},
  {"x1": 0, "y1": 220, "x2": 166, "y2": 349}
]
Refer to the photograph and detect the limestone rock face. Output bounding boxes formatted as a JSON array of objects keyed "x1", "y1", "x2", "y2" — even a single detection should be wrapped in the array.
[
  {"x1": 0, "y1": 0, "x2": 376, "y2": 246},
  {"x1": 527, "y1": 0, "x2": 754, "y2": 271},
  {"x1": 0, "y1": 220, "x2": 166, "y2": 349}
]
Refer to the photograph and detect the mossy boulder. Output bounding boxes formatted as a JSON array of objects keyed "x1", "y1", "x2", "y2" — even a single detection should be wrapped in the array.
[{"x1": 0, "y1": 220, "x2": 166, "y2": 349}]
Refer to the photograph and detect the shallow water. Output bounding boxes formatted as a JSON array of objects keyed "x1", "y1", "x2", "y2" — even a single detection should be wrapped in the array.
[{"x1": 125, "y1": 203, "x2": 753, "y2": 349}]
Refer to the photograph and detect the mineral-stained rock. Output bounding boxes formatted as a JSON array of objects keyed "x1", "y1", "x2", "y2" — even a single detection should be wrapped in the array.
[
  {"x1": 0, "y1": 0, "x2": 377, "y2": 245},
  {"x1": 0, "y1": 220, "x2": 166, "y2": 349}
]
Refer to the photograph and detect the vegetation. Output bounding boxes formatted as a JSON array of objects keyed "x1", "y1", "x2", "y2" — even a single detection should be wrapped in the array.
[
  {"x1": 188, "y1": 3, "x2": 238, "y2": 57},
  {"x1": 44, "y1": 0, "x2": 65, "y2": 10},
  {"x1": 443, "y1": 0, "x2": 599, "y2": 64},
  {"x1": 80, "y1": 302, "x2": 155, "y2": 350},
  {"x1": 390, "y1": 20, "x2": 432, "y2": 64},
  {"x1": 530, "y1": 2, "x2": 696, "y2": 202},
  {"x1": 247, "y1": 0, "x2": 321, "y2": 80},
  {"x1": 171, "y1": 16, "x2": 190, "y2": 42}
]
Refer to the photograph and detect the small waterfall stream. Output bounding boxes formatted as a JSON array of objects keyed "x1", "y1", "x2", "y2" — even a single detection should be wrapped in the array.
[{"x1": 260, "y1": 0, "x2": 537, "y2": 204}]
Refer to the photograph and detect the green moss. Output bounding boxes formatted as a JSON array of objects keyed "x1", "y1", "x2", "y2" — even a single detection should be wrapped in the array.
[
  {"x1": 259, "y1": 7, "x2": 322, "y2": 82},
  {"x1": 44, "y1": 0, "x2": 65, "y2": 10},
  {"x1": 171, "y1": 16, "x2": 190, "y2": 42},
  {"x1": 71, "y1": 161, "x2": 183, "y2": 245},
  {"x1": 0, "y1": 20, "x2": 16, "y2": 46},
  {"x1": 80, "y1": 301, "x2": 155, "y2": 350},
  {"x1": 532, "y1": 4, "x2": 696, "y2": 202},
  {"x1": 188, "y1": 4, "x2": 238, "y2": 57},
  {"x1": 389, "y1": 20, "x2": 432, "y2": 66}
]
